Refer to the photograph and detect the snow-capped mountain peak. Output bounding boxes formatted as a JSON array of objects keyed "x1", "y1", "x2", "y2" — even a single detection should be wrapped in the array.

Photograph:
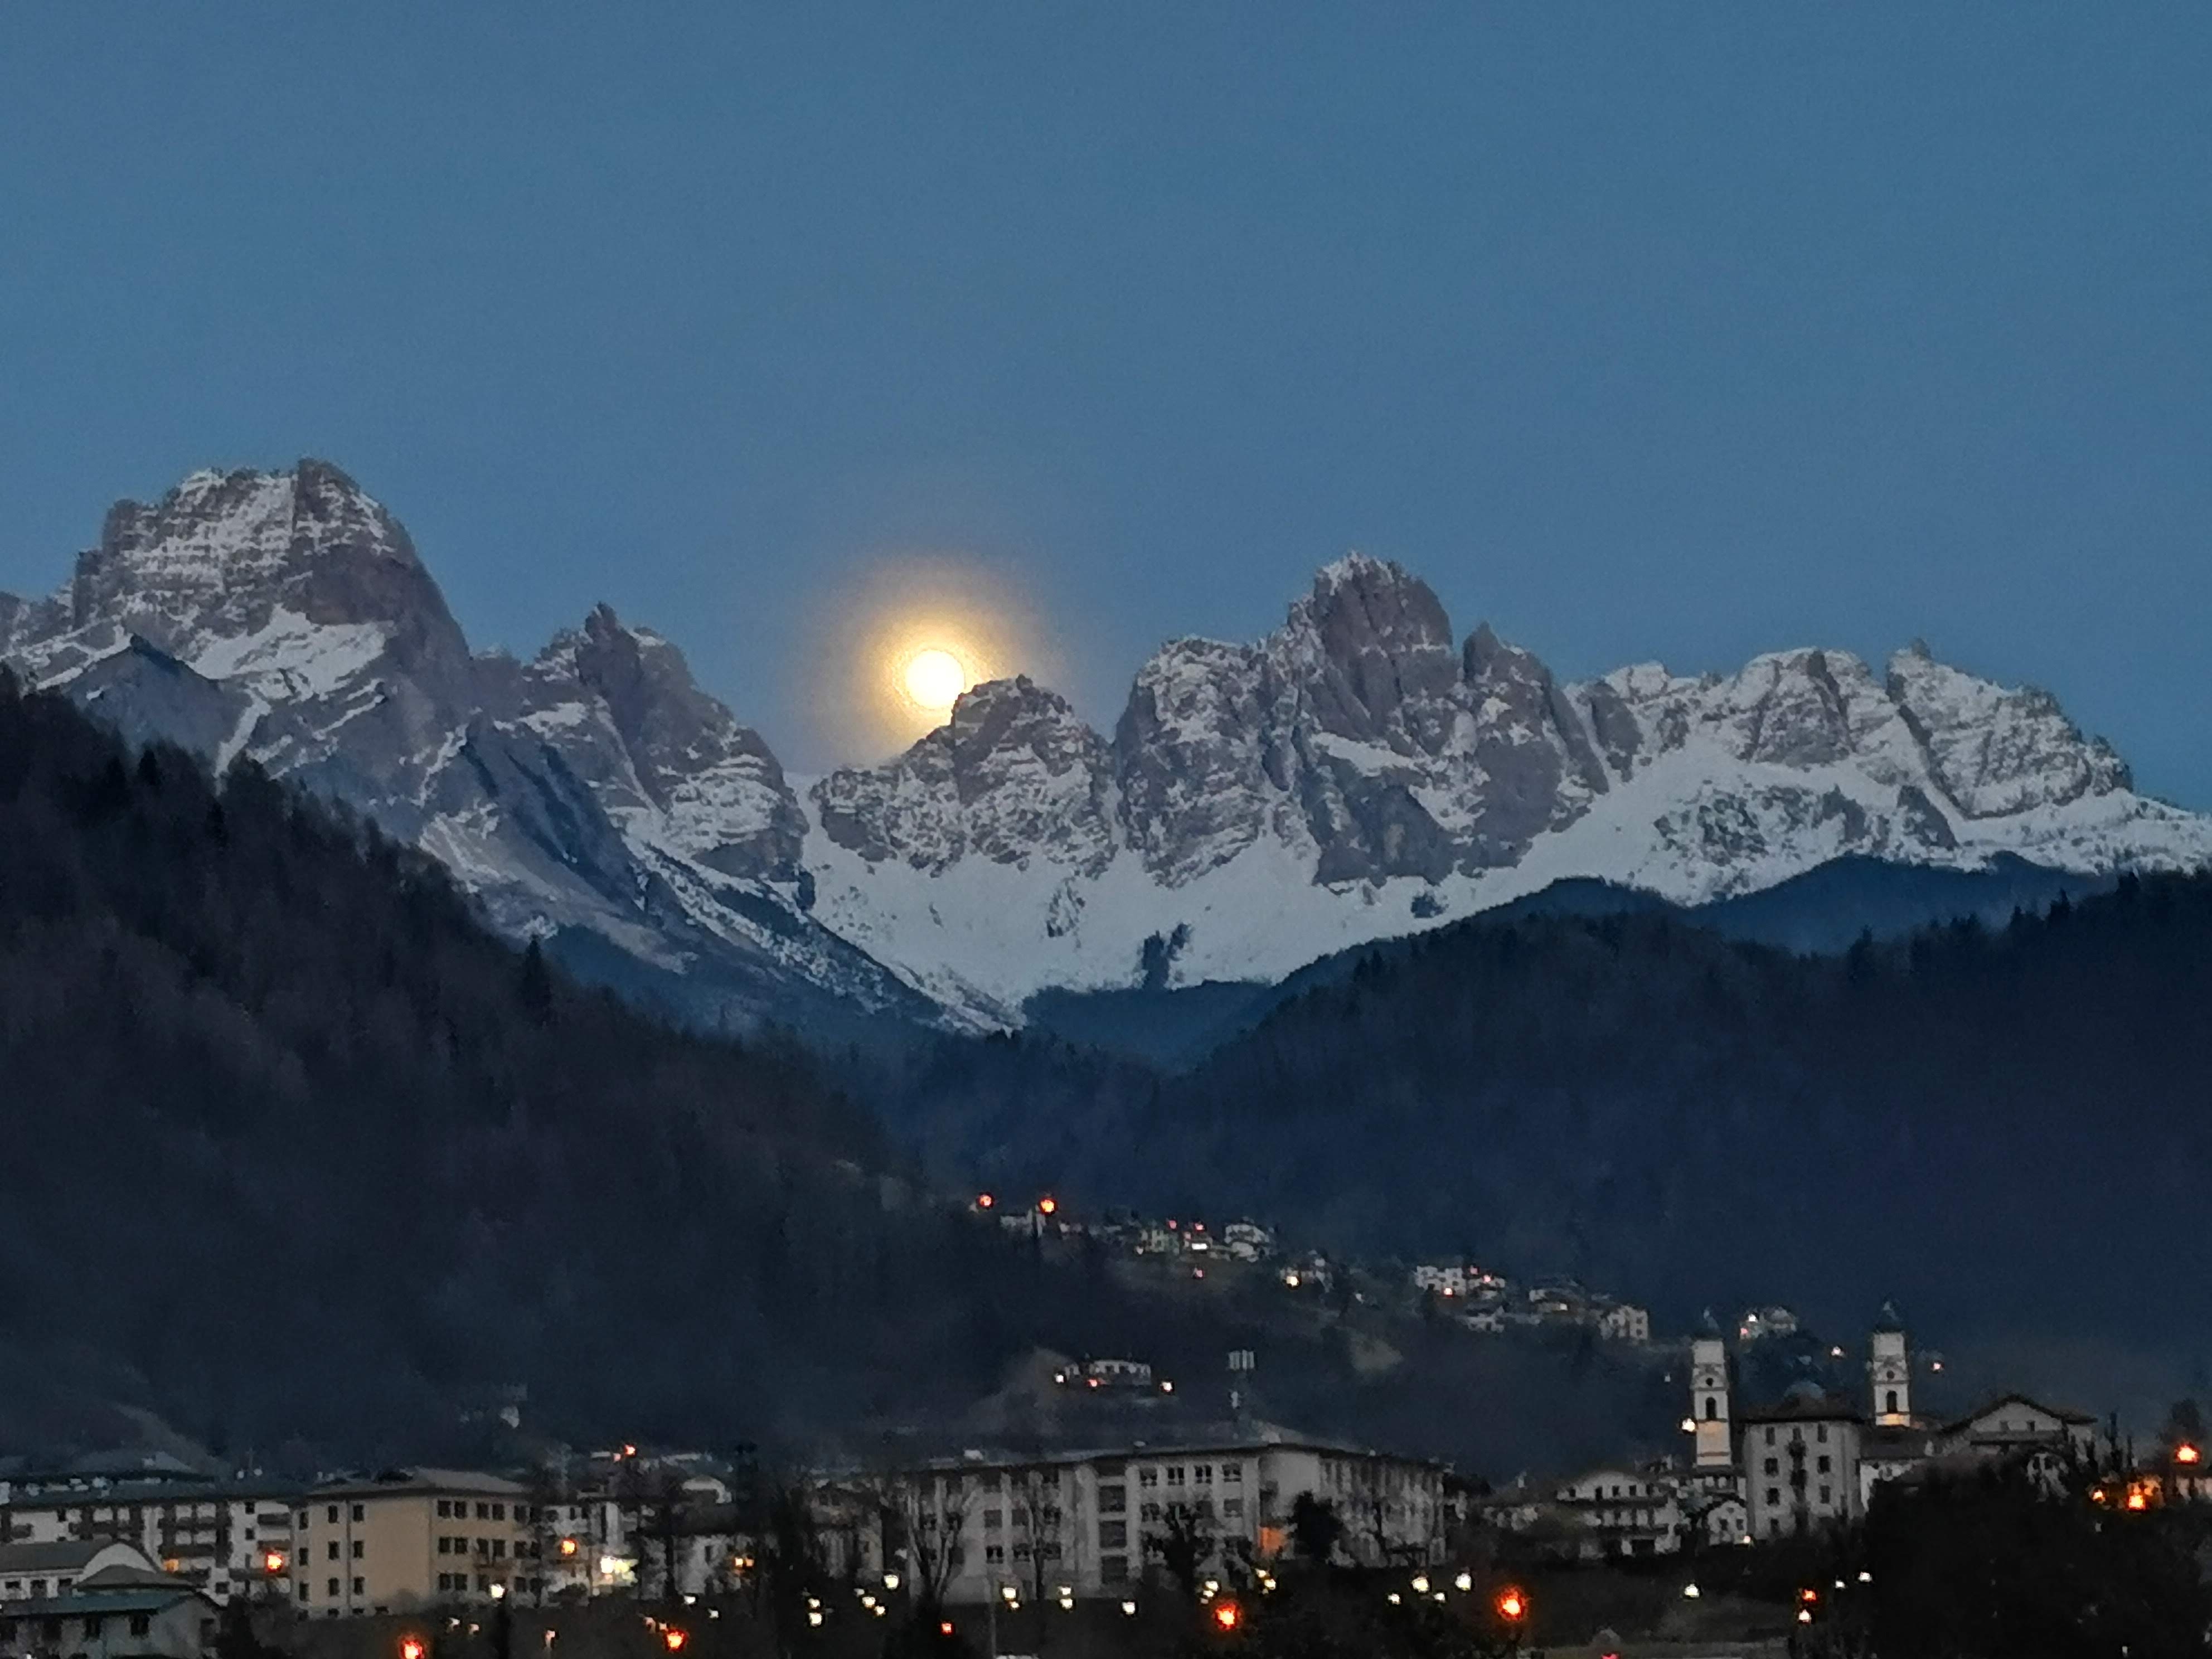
[{"x1": 6, "y1": 467, "x2": 2205, "y2": 1031}]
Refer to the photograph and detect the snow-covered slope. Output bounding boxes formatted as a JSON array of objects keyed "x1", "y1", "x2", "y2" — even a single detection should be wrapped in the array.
[
  {"x1": 806, "y1": 556, "x2": 2212, "y2": 1013},
  {"x1": 6, "y1": 464, "x2": 2206, "y2": 1032},
  {"x1": 0, "y1": 462, "x2": 936, "y2": 1032}
]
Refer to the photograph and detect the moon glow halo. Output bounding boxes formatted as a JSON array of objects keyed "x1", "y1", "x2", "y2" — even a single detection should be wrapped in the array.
[{"x1": 900, "y1": 646, "x2": 970, "y2": 715}]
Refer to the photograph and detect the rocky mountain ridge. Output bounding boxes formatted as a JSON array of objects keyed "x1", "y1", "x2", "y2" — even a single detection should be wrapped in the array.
[
  {"x1": 6, "y1": 461, "x2": 2205, "y2": 1030},
  {"x1": 0, "y1": 462, "x2": 931, "y2": 1032}
]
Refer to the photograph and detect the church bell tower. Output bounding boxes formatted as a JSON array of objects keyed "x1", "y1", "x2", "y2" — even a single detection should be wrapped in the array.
[
  {"x1": 1869, "y1": 1303, "x2": 1911, "y2": 1427},
  {"x1": 1691, "y1": 1335, "x2": 1733, "y2": 1468}
]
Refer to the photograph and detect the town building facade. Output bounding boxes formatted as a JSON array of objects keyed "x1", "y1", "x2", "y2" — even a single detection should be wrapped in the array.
[
  {"x1": 840, "y1": 1429, "x2": 1445, "y2": 1604},
  {"x1": 288, "y1": 1469, "x2": 544, "y2": 1617}
]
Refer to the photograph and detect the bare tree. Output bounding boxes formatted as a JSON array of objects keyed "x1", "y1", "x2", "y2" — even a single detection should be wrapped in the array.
[
  {"x1": 864, "y1": 1468, "x2": 973, "y2": 1615},
  {"x1": 1342, "y1": 1458, "x2": 1414, "y2": 1570},
  {"x1": 1007, "y1": 1464, "x2": 1065, "y2": 1608},
  {"x1": 1146, "y1": 1502, "x2": 1213, "y2": 1601}
]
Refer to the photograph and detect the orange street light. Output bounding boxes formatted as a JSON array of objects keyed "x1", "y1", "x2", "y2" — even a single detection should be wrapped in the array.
[
  {"x1": 662, "y1": 1631, "x2": 688, "y2": 1653},
  {"x1": 261, "y1": 1551, "x2": 287, "y2": 1574},
  {"x1": 1211, "y1": 1600, "x2": 1241, "y2": 1632},
  {"x1": 977, "y1": 1193, "x2": 995, "y2": 1209},
  {"x1": 400, "y1": 1639, "x2": 426, "y2": 1659},
  {"x1": 1495, "y1": 1586, "x2": 1528, "y2": 1623},
  {"x1": 1038, "y1": 1196, "x2": 1059, "y2": 1216},
  {"x1": 559, "y1": 1537, "x2": 579, "y2": 1558},
  {"x1": 2179, "y1": 1444, "x2": 2202, "y2": 1466}
]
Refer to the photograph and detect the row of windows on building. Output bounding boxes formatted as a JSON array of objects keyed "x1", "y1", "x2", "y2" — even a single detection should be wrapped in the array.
[
  {"x1": 1758, "y1": 1424, "x2": 1836, "y2": 1445},
  {"x1": 297, "y1": 1499, "x2": 532, "y2": 1529},
  {"x1": 1762, "y1": 1487, "x2": 1837, "y2": 1508},
  {"x1": 0, "y1": 1613, "x2": 156, "y2": 1639},
  {"x1": 298, "y1": 1575, "x2": 547, "y2": 1608},
  {"x1": 1760, "y1": 1456, "x2": 1836, "y2": 1476},
  {"x1": 435, "y1": 1500, "x2": 531, "y2": 1522},
  {"x1": 934, "y1": 1543, "x2": 1138, "y2": 1583},
  {"x1": 436, "y1": 1537, "x2": 539, "y2": 1559},
  {"x1": 937, "y1": 1462, "x2": 1248, "y2": 1498},
  {"x1": 23, "y1": 1501, "x2": 228, "y2": 1526},
  {"x1": 1132, "y1": 1464, "x2": 1242, "y2": 1489},
  {"x1": 942, "y1": 1494, "x2": 1246, "y2": 1535}
]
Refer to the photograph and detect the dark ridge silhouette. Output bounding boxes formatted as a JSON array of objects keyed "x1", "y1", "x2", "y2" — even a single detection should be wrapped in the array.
[{"x1": 872, "y1": 860, "x2": 2212, "y2": 1416}]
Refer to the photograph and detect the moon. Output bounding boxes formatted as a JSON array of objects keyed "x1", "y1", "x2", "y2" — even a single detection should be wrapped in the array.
[{"x1": 901, "y1": 646, "x2": 970, "y2": 715}]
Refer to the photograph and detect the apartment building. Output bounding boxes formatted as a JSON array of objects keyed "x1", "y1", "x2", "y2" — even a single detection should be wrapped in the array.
[
  {"x1": 1741, "y1": 1386, "x2": 1864, "y2": 1540},
  {"x1": 843, "y1": 1427, "x2": 1445, "y2": 1604},
  {"x1": 0, "y1": 1477, "x2": 295, "y2": 1604},
  {"x1": 290, "y1": 1469, "x2": 543, "y2": 1617}
]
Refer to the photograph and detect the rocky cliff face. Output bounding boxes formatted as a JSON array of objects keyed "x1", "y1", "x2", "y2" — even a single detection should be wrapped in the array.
[
  {"x1": 806, "y1": 554, "x2": 2211, "y2": 1011},
  {"x1": 0, "y1": 463, "x2": 932, "y2": 1032},
  {"x1": 6, "y1": 465, "x2": 2205, "y2": 1031}
]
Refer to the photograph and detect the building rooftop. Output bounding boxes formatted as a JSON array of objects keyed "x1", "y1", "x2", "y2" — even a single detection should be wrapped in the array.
[
  {"x1": 826, "y1": 1421, "x2": 1443, "y2": 1480},
  {"x1": 307, "y1": 1468, "x2": 527, "y2": 1500},
  {"x1": 1944, "y1": 1394, "x2": 2098, "y2": 1434},
  {"x1": 1739, "y1": 1382, "x2": 1862, "y2": 1424},
  {"x1": 4, "y1": 1475, "x2": 304, "y2": 1506},
  {"x1": 0, "y1": 1587, "x2": 208, "y2": 1619},
  {"x1": 0, "y1": 1540, "x2": 150, "y2": 1575}
]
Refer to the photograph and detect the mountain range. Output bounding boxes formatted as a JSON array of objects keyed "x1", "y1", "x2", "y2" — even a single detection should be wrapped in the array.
[{"x1": 6, "y1": 460, "x2": 2205, "y2": 1031}]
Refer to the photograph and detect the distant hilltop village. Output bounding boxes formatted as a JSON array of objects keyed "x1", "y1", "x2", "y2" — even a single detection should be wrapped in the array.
[
  {"x1": 0, "y1": 1201, "x2": 2163, "y2": 1650},
  {"x1": 1481, "y1": 1307, "x2": 2104, "y2": 1561}
]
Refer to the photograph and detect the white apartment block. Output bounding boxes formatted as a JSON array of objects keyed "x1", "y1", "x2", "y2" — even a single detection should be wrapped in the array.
[
  {"x1": 1, "y1": 1479, "x2": 295, "y2": 1605},
  {"x1": 838, "y1": 1430, "x2": 1445, "y2": 1603}
]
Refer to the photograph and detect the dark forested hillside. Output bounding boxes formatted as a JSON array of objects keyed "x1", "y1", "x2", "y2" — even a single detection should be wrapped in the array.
[
  {"x1": 878, "y1": 874, "x2": 2212, "y2": 1410},
  {"x1": 0, "y1": 673, "x2": 1192, "y2": 1466}
]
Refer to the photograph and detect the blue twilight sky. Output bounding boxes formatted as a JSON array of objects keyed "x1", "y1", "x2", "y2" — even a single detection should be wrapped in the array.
[{"x1": 2, "y1": 7, "x2": 2208, "y2": 790}]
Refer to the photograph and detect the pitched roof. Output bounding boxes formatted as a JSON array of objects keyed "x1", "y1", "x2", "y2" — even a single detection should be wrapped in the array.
[
  {"x1": 76, "y1": 1564, "x2": 193, "y2": 1592},
  {"x1": 1740, "y1": 1382, "x2": 1862, "y2": 1424},
  {"x1": 0, "y1": 1588, "x2": 209, "y2": 1618},
  {"x1": 308, "y1": 1467, "x2": 526, "y2": 1499},
  {"x1": 0, "y1": 1540, "x2": 150, "y2": 1575},
  {"x1": 1943, "y1": 1394, "x2": 2097, "y2": 1434}
]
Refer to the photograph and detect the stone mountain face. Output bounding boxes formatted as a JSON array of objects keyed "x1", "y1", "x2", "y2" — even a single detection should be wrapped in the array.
[
  {"x1": 0, "y1": 463, "x2": 932, "y2": 1033},
  {"x1": 805, "y1": 554, "x2": 2211, "y2": 1014},
  {"x1": 7, "y1": 464, "x2": 2206, "y2": 1031}
]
